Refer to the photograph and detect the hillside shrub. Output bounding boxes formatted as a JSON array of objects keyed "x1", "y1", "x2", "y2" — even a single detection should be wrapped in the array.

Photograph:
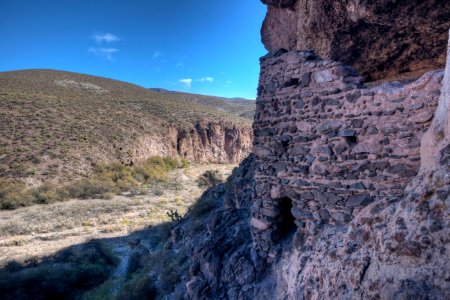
[
  {"x1": 0, "y1": 180, "x2": 34, "y2": 209},
  {"x1": 0, "y1": 156, "x2": 189, "y2": 209},
  {"x1": 196, "y1": 169, "x2": 223, "y2": 188},
  {"x1": 31, "y1": 183, "x2": 64, "y2": 204},
  {"x1": 64, "y1": 178, "x2": 115, "y2": 200}
]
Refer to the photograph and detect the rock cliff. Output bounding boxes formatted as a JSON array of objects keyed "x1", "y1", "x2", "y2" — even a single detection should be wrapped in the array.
[
  {"x1": 174, "y1": 43, "x2": 449, "y2": 300},
  {"x1": 117, "y1": 120, "x2": 252, "y2": 165},
  {"x1": 142, "y1": 3, "x2": 450, "y2": 299},
  {"x1": 161, "y1": 30, "x2": 450, "y2": 300},
  {"x1": 261, "y1": 0, "x2": 450, "y2": 81}
]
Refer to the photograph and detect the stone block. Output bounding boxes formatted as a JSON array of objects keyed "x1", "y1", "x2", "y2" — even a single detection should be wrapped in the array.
[
  {"x1": 346, "y1": 193, "x2": 373, "y2": 207},
  {"x1": 338, "y1": 129, "x2": 357, "y2": 137},
  {"x1": 291, "y1": 206, "x2": 313, "y2": 219},
  {"x1": 331, "y1": 211, "x2": 352, "y2": 222},
  {"x1": 314, "y1": 69, "x2": 334, "y2": 83},
  {"x1": 251, "y1": 217, "x2": 271, "y2": 231}
]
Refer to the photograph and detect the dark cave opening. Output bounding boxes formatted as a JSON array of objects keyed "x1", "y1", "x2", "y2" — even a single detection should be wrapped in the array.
[{"x1": 277, "y1": 197, "x2": 297, "y2": 241}]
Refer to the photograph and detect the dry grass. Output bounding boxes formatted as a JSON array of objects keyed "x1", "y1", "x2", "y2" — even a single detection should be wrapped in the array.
[
  {"x1": 0, "y1": 163, "x2": 235, "y2": 266},
  {"x1": 0, "y1": 156, "x2": 188, "y2": 210}
]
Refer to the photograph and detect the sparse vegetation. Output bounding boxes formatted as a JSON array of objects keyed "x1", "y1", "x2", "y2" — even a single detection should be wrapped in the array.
[
  {"x1": 118, "y1": 224, "x2": 191, "y2": 299},
  {"x1": 0, "y1": 163, "x2": 238, "y2": 298},
  {"x1": 0, "y1": 240, "x2": 118, "y2": 300},
  {"x1": 0, "y1": 156, "x2": 188, "y2": 210},
  {"x1": 196, "y1": 169, "x2": 224, "y2": 188}
]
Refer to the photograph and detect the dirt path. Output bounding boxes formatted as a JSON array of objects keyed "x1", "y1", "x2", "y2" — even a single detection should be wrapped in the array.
[{"x1": 0, "y1": 163, "x2": 235, "y2": 266}]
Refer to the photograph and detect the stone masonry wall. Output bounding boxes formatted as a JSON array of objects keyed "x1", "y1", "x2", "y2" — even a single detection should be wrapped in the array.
[{"x1": 251, "y1": 49, "x2": 443, "y2": 258}]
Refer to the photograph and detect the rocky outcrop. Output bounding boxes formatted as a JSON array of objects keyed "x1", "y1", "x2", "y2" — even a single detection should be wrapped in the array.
[
  {"x1": 261, "y1": 0, "x2": 450, "y2": 81},
  {"x1": 172, "y1": 121, "x2": 252, "y2": 164},
  {"x1": 259, "y1": 34, "x2": 450, "y2": 299},
  {"x1": 114, "y1": 120, "x2": 252, "y2": 165},
  {"x1": 166, "y1": 34, "x2": 450, "y2": 299}
]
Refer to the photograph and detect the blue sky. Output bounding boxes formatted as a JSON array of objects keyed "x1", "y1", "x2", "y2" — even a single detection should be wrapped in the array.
[{"x1": 0, "y1": 0, "x2": 267, "y2": 99}]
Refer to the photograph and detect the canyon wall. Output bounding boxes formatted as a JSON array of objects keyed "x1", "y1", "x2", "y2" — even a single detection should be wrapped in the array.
[
  {"x1": 261, "y1": 0, "x2": 450, "y2": 81},
  {"x1": 122, "y1": 120, "x2": 252, "y2": 165}
]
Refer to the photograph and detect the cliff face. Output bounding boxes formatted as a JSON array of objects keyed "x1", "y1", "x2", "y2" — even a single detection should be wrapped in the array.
[
  {"x1": 249, "y1": 45, "x2": 449, "y2": 299},
  {"x1": 261, "y1": 0, "x2": 450, "y2": 81},
  {"x1": 118, "y1": 120, "x2": 252, "y2": 165},
  {"x1": 177, "y1": 44, "x2": 449, "y2": 300},
  {"x1": 167, "y1": 34, "x2": 450, "y2": 300},
  {"x1": 154, "y1": 3, "x2": 450, "y2": 299}
]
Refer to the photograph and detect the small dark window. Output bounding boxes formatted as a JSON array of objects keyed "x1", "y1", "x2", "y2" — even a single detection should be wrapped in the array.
[{"x1": 278, "y1": 197, "x2": 297, "y2": 241}]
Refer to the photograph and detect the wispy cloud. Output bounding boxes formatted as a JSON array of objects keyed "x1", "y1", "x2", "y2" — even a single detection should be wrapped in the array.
[
  {"x1": 89, "y1": 32, "x2": 121, "y2": 61},
  {"x1": 88, "y1": 47, "x2": 119, "y2": 61},
  {"x1": 196, "y1": 77, "x2": 214, "y2": 83},
  {"x1": 93, "y1": 33, "x2": 120, "y2": 44},
  {"x1": 179, "y1": 78, "x2": 193, "y2": 88}
]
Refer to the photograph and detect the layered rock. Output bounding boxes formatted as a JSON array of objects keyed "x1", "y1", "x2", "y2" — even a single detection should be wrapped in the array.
[
  {"x1": 121, "y1": 120, "x2": 252, "y2": 165},
  {"x1": 261, "y1": 0, "x2": 450, "y2": 81}
]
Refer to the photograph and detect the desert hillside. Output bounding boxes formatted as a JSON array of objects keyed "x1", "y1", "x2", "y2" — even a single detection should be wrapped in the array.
[{"x1": 0, "y1": 69, "x2": 254, "y2": 184}]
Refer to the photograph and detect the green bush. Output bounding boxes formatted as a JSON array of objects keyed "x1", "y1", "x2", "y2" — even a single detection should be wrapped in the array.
[
  {"x1": 32, "y1": 183, "x2": 64, "y2": 204},
  {"x1": 196, "y1": 169, "x2": 223, "y2": 188},
  {"x1": 0, "y1": 156, "x2": 188, "y2": 210},
  {"x1": 118, "y1": 272, "x2": 156, "y2": 300},
  {"x1": 180, "y1": 158, "x2": 190, "y2": 169},
  {"x1": 64, "y1": 178, "x2": 115, "y2": 199},
  {"x1": 0, "y1": 180, "x2": 34, "y2": 209}
]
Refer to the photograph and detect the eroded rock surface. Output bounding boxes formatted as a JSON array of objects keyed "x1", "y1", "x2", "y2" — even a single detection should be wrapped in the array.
[
  {"x1": 261, "y1": 0, "x2": 450, "y2": 81},
  {"x1": 124, "y1": 120, "x2": 252, "y2": 165},
  {"x1": 169, "y1": 36, "x2": 450, "y2": 299}
]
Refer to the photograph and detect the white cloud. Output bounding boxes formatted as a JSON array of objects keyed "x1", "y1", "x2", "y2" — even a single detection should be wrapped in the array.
[
  {"x1": 89, "y1": 47, "x2": 119, "y2": 61},
  {"x1": 93, "y1": 33, "x2": 120, "y2": 44},
  {"x1": 179, "y1": 78, "x2": 193, "y2": 88},
  {"x1": 196, "y1": 77, "x2": 214, "y2": 83}
]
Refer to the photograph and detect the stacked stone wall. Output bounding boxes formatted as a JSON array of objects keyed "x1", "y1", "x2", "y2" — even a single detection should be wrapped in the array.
[{"x1": 251, "y1": 50, "x2": 443, "y2": 257}]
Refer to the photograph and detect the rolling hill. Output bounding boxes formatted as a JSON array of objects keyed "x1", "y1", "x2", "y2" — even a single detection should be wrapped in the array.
[{"x1": 0, "y1": 69, "x2": 254, "y2": 184}]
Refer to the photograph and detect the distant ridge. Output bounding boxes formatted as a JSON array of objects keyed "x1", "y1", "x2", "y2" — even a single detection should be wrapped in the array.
[{"x1": 147, "y1": 88, "x2": 255, "y2": 120}]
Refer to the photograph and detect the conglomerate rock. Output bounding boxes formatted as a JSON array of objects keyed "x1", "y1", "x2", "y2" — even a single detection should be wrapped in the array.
[{"x1": 261, "y1": 0, "x2": 450, "y2": 81}]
